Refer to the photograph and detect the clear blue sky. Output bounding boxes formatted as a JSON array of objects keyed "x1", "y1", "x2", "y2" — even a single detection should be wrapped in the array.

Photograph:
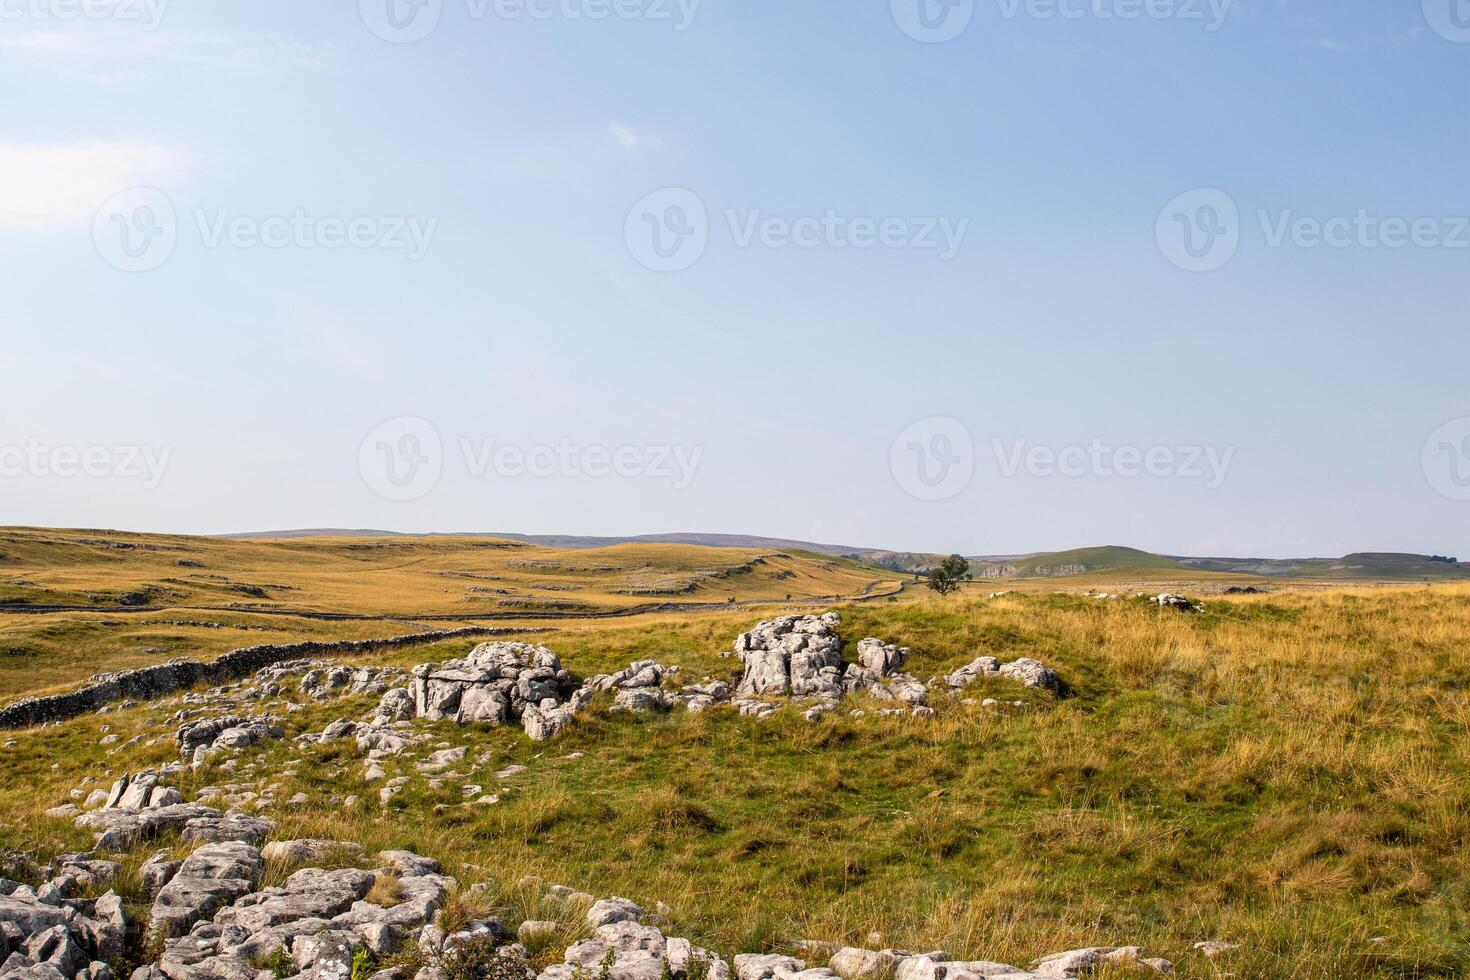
[{"x1": 3, "y1": 0, "x2": 1467, "y2": 558}]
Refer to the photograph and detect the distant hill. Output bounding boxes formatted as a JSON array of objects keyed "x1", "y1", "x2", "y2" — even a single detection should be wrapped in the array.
[
  {"x1": 969, "y1": 546, "x2": 1188, "y2": 579},
  {"x1": 220, "y1": 529, "x2": 874, "y2": 556},
  {"x1": 222, "y1": 530, "x2": 1467, "y2": 583},
  {"x1": 1172, "y1": 552, "x2": 1470, "y2": 581}
]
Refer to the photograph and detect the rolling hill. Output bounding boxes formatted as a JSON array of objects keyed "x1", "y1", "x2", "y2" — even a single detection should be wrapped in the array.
[{"x1": 968, "y1": 546, "x2": 1188, "y2": 579}]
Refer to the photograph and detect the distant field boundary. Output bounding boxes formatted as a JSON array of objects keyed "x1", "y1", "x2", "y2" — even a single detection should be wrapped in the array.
[{"x1": 0, "y1": 625, "x2": 534, "y2": 730}]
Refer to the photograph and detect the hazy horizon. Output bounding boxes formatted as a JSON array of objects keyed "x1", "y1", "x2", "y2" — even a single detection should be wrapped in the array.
[{"x1": 8, "y1": 522, "x2": 1459, "y2": 564}]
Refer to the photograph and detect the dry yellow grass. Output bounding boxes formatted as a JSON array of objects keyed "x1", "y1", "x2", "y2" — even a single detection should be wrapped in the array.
[{"x1": 0, "y1": 527, "x2": 900, "y2": 698}]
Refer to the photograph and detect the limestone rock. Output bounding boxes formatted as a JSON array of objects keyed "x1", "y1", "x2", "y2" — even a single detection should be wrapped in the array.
[
  {"x1": 586, "y1": 897, "x2": 643, "y2": 928},
  {"x1": 262, "y1": 840, "x2": 365, "y2": 866},
  {"x1": 150, "y1": 841, "x2": 264, "y2": 937},
  {"x1": 995, "y1": 659, "x2": 1061, "y2": 694}
]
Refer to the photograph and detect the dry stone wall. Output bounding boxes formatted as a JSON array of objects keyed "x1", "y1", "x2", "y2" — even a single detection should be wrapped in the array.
[{"x1": 0, "y1": 627, "x2": 535, "y2": 730}]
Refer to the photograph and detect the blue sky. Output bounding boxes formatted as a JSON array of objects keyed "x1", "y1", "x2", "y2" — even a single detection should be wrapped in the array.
[{"x1": 2, "y1": 0, "x2": 1468, "y2": 557}]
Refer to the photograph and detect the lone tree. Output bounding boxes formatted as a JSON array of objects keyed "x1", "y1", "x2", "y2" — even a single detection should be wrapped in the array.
[{"x1": 926, "y1": 554, "x2": 973, "y2": 597}]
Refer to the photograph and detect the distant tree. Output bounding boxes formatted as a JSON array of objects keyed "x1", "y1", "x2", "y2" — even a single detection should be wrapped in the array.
[{"x1": 926, "y1": 555, "x2": 973, "y2": 597}]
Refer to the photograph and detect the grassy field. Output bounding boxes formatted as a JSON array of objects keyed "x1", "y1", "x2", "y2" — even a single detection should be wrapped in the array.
[
  {"x1": 3, "y1": 531, "x2": 1469, "y2": 977},
  {"x1": 0, "y1": 528, "x2": 899, "y2": 698}
]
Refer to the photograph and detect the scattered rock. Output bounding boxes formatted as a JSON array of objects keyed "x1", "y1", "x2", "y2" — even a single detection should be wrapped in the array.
[{"x1": 586, "y1": 897, "x2": 643, "y2": 928}]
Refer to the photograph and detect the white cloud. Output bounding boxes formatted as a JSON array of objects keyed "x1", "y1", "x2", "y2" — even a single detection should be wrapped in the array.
[
  {"x1": 609, "y1": 124, "x2": 641, "y2": 148},
  {"x1": 609, "y1": 124, "x2": 661, "y2": 150},
  {"x1": 0, "y1": 141, "x2": 193, "y2": 229}
]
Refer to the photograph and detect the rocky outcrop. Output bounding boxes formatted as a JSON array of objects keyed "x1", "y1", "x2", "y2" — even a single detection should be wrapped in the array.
[
  {"x1": 944, "y1": 657, "x2": 1063, "y2": 695},
  {"x1": 0, "y1": 854, "x2": 135, "y2": 977},
  {"x1": 389, "y1": 645, "x2": 735, "y2": 741},
  {"x1": 75, "y1": 803, "x2": 227, "y2": 854},
  {"x1": 891, "y1": 948, "x2": 1173, "y2": 979},
  {"x1": 0, "y1": 884, "x2": 125, "y2": 979},
  {"x1": 176, "y1": 716, "x2": 284, "y2": 764},
  {"x1": 735, "y1": 614, "x2": 847, "y2": 699},
  {"x1": 149, "y1": 845, "x2": 454, "y2": 976},
  {"x1": 69, "y1": 767, "x2": 277, "y2": 853},
  {"x1": 95, "y1": 767, "x2": 186, "y2": 811},
  {"x1": 595, "y1": 661, "x2": 677, "y2": 714},
  {"x1": 411, "y1": 642, "x2": 576, "y2": 723},
  {"x1": 534, "y1": 895, "x2": 730, "y2": 980},
  {"x1": 254, "y1": 660, "x2": 408, "y2": 701},
  {"x1": 150, "y1": 841, "x2": 266, "y2": 938},
  {"x1": 731, "y1": 615, "x2": 926, "y2": 716},
  {"x1": 380, "y1": 641, "x2": 594, "y2": 742}
]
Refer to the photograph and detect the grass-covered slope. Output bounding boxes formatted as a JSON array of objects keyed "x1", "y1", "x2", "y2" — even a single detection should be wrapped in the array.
[
  {"x1": 0, "y1": 528, "x2": 900, "y2": 699},
  {"x1": 971, "y1": 546, "x2": 1190, "y2": 579},
  {"x1": 1176, "y1": 552, "x2": 1470, "y2": 582},
  {"x1": 4, "y1": 587, "x2": 1470, "y2": 977}
]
